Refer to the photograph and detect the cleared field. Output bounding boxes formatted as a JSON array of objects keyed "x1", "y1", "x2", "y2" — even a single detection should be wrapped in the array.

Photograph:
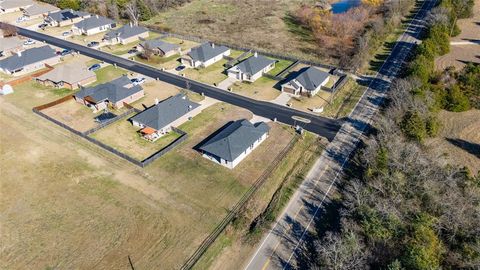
[
  {"x1": 145, "y1": 0, "x2": 329, "y2": 64},
  {"x1": 183, "y1": 59, "x2": 228, "y2": 85},
  {"x1": 230, "y1": 77, "x2": 281, "y2": 101},
  {"x1": 3, "y1": 81, "x2": 71, "y2": 110},
  {"x1": 89, "y1": 113, "x2": 182, "y2": 160},
  {"x1": 133, "y1": 54, "x2": 181, "y2": 69},
  {"x1": 426, "y1": 109, "x2": 480, "y2": 175},
  {"x1": 130, "y1": 80, "x2": 182, "y2": 109},
  {"x1": 41, "y1": 98, "x2": 101, "y2": 132},
  {"x1": 288, "y1": 90, "x2": 332, "y2": 114}
]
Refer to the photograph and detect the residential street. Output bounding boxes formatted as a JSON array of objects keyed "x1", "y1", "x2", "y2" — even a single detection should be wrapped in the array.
[
  {"x1": 243, "y1": 0, "x2": 439, "y2": 269},
  {"x1": 14, "y1": 26, "x2": 342, "y2": 141}
]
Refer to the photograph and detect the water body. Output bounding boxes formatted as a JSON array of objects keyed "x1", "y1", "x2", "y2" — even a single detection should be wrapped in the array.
[{"x1": 331, "y1": 0, "x2": 362, "y2": 14}]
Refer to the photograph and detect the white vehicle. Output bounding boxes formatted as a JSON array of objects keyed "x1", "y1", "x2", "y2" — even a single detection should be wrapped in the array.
[
  {"x1": 131, "y1": 77, "x2": 146, "y2": 85},
  {"x1": 16, "y1": 16, "x2": 27, "y2": 23},
  {"x1": 23, "y1": 39, "x2": 36, "y2": 46}
]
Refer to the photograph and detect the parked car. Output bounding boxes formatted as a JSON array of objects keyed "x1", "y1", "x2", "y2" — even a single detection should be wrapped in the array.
[
  {"x1": 16, "y1": 16, "x2": 27, "y2": 23},
  {"x1": 87, "y1": 41, "x2": 100, "y2": 48},
  {"x1": 127, "y1": 49, "x2": 138, "y2": 54},
  {"x1": 23, "y1": 39, "x2": 35, "y2": 45},
  {"x1": 88, "y1": 64, "x2": 101, "y2": 71},
  {"x1": 62, "y1": 31, "x2": 71, "y2": 37},
  {"x1": 60, "y1": 49, "x2": 73, "y2": 56},
  {"x1": 38, "y1": 23, "x2": 48, "y2": 30},
  {"x1": 131, "y1": 77, "x2": 146, "y2": 85},
  {"x1": 175, "y1": 65, "x2": 186, "y2": 72}
]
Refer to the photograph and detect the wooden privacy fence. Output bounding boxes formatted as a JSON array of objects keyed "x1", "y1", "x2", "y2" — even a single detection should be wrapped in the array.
[
  {"x1": 33, "y1": 94, "x2": 73, "y2": 111},
  {"x1": 3, "y1": 65, "x2": 54, "y2": 87}
]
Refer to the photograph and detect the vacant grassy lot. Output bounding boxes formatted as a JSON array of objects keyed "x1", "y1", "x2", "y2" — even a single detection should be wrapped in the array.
[
  {"x1": 183, "y1": 59, "x2": 228, "y2": 85},
  {"x1": 288, "y1": 90, "x2": 332, "y2": 114},
  {"x1": 133, "y1": 54, "x2": 181, "y2": 69},
  {"x1": 145, "y1": 0, "x2": 330, "y2": 64},
  {"x1": 230, "y1": 77, "x2": 281, "y2": 101},
  {"x1": 93, "y1": 65, "x2": 129, "y2": 85},
  {"x1": 42, "y1": 98, "x2": 101, "y2": 132},
  {"x1": 90, "y1": 113, "x2": 182, "y2": 160}
]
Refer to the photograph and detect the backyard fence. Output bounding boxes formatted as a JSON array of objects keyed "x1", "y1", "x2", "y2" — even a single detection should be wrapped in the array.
[
  {"x1": 4, "y1": 65, "x2": 54, "y2": 87},
  {"x1": 83, "y1": 108, "x2": 138, "y2": 136},
  {"x1": 141, "y1": 127, "x2": 188, "y2": 166},
  {"x1": 180, "y1": 134, "x2": 300, "y2": 270}
]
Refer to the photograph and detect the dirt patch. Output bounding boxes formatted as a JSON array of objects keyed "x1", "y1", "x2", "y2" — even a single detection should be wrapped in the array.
[
  {"x1": 42, "y1": 98, "x2": 102, "y2": 132},
  {"x1": 426, "y1": 109, "x2": 480, "y2": 175}
]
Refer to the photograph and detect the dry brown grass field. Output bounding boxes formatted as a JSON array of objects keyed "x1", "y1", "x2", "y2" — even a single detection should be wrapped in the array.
[{"x1": 0, "y1": 74, "x2": 298, "y2": 269}]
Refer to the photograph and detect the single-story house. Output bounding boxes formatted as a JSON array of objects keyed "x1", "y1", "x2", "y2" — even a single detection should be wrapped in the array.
[
  {"x1": 103, "y1": 23, "x2": 149, "y2": 45},
  {"x1": 281, "y1": 66, "x2": 331, "y2": 97},
  {"x1": 130, "y1": 94, "x2": 200, "y2": 141},
  {"x1": 45, "y1": 9, "x2": 91, "y2": 27},
  {"x1": 180, "y1": 43, "x2": 230, "y2": 68},
  {"x1": 138, "y1": 39, "x2": 180, "y2": 57},
  {"x1": 72, "y1": 15, "x2": 116, "y2": 36},
  {"x1": 0, "y1": 36, "x2": 24, "y2": 57},
  {"x1": 0, "y1": 0, "x2": 33, "y2": 13},
  {"x1": 0, "y1": 45, "x2": 60, "y2": 76},
  {"x1": 21, "y1": 3, "x2": 59, "y2": 20},
  {"x1": 227, "y1": 53, "x2": 276, "y2": 82},
  {"x1": 36, "y1": 63, "x2": 96, "y2": 90},
  {"x1": 199, "y1": 119, "x2": 270, "y2": 169},
  {"x1": 74, "y1": 75, "x2": 144, "y2": 112}
]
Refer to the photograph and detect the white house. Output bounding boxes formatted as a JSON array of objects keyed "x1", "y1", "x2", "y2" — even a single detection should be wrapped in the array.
[
  {"x1": 130, "y1": 94, "x2": 200, "y2": 141},
  {"x1": 180, "y1": 43, "x2": 230, "y2": 68},
  {"x1": 0, "y1": 45, "x2": 60, "y2": 76},
  {"x1": 227, "y1": 53, "x2": 276, "y2": 82},
  {"x1": 103, "y1": 23, "x2": 149, "y2": 45},
  {"x1": 72, "y1": 15, "x2": 116, "y2": 36},
  {"x1": 199, "y1": 119, "x2": 270, "y2": 169},
  {"x1": 281, "y1": 66, "x2": 330, "y2": 97},
  {"x1": 0, "y1": 0, "x2": 33, "y2": 14}
]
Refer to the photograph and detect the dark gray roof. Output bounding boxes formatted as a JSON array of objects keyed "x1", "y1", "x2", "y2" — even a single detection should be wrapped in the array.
[
  {"x1": 46, "y1": 9, "x2": 89, "y2": 23},
  {"x1": 199, "y1": 120, "x2": 270, "y2": 162},
  {"x1": 140, "y1": 39, "x2": 180, "y2": 54},
  {"x1": 104, "y1": 24, "x2": 148, "y2": 40},
  {"x1": 0, "y1": 45, "x2": 57, "y2": 72},
  {"x1": 130, "y1": 94, "x2": 200, "y2": 130},
  {"x1": 233, "y1": 54, "x2": 276, "y2": 76},
  {"x1": 74, "y1": 76, "x2": 142, "y2": 103},
  {"x1": 188, "y1": 43, "x2": 229, "y2": 63},
  {"x1": 74, "y1": 15, "x2": 115, "y2": 31},
  {"x1": 289, "y1": 67, "x2": 330, "y2": 91}
]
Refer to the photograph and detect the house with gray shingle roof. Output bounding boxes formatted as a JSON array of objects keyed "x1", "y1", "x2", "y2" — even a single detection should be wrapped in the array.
[
  {"x1": 0, "y1": 45, "x2": 60, "y2": 76},
  {"x1": 72, "y1": 15, "x2": 116, "y2": 36},
  {"x1": 281, "y1": 66, "x2": 330, "y2": 97},
  {"x1": 199, "y1": 119, "x2": 270, "y2": 169},
  {"x1": 181, "y1": 43, "x2": 230, "y2": 68},
  {"x1": 103, "y1": 23, "x2": 149, "y2": 45},
  {"x1": 0, "y1": 0, "x2": 33, "y2": 13},
  {"x1": 74, "y1": 75, "x2": 144, "y2": 112},
  {"x1": 45, "y1": 9, "x2": 91, "y2": 27},
  {"x1": 138, "y1": 39, "x2": 181, "y2": 57},
  {"x1": 130, "y1": 94, "x2": 200, "y2": 141},
  {"x1": 22, "y1": 3, "x2": 59, "y2": 19},
  {"x1": 227, "y1": 53, "x2": 276, "y2": 82}
]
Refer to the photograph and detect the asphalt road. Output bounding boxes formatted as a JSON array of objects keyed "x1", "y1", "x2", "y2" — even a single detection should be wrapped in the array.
[
  {"x1": 14, "y1": 26, "x2": 341, "y2": 141},
  {"x1": 243, "y1": 0, "x2": 438, "y2": 269}
]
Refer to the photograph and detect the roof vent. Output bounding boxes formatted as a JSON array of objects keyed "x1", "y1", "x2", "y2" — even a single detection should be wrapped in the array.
[
  {"x1": 154, "y1": 98, "x2": 159, "y2": 105},
  {"x1": 182, "y1": 95, "x2": 186, "y2": 100}
]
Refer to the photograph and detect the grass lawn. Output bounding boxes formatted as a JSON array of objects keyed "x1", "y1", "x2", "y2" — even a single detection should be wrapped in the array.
[
  {"x1": 230, "y1": 76, "x2": 281, "y2": 101},
  {"x1": 321, "y1": 78, "x2": 365, "y2": 118},
  {"x1": 68, "y1": 31, "x2": 107, "y2": 46},
  {"x1": 3, "y1": 81, "x2": 72, "y2": 111},
  {"x1": 229, "y1": 49, "x2": 246, "y2": 59},
  {"x1": 41, "y1": 98, "x2": 101, "y2": 132},
  {"x1": 182, "y1": 59, "x2": 228, "y2": 85},
  {"x1": 161, "y1": 36, "x2": 200, "y2": 51},
  {"x1": 288, "y1": 90, "x2": 332, "y2": 114},
  {"x1": 89, "y1": 114, "x2": 182, "y2": 161},
  {"x1": 267, "y1": 59, "x2": 293, "y2": 76},
  {"x1": 133, "y1": 54, "x2": 181, "y2": 69},
  {"x1": 93, "y1": 65, "x2": 129, "y2": 85}
]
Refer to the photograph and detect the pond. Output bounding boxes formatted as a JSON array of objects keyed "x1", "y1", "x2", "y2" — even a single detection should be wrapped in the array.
[{"x1": 331, "y1": 0, "x2": 362, "y2": 14}]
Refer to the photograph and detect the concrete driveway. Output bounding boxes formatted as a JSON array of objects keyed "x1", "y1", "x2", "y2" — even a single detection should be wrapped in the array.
[{"x1": 217, "y1": 77, "x2": 237, "y2": 90}]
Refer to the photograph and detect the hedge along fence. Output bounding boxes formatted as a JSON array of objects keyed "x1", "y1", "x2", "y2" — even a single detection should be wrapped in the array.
[{"x1": 144, "y1": 26, "x2": 338, "y2": 71}]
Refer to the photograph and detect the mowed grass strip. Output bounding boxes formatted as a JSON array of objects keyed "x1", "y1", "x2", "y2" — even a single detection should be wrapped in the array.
[
  {"x1": 230, "y1": 77, "x2": 281, "y2": 101},
  {"x1": 182, "y1": 59, "x2": 228, "y2": 85},
  {"x1": 267, "y1": 59, "x2": 293, "y2": 76}
]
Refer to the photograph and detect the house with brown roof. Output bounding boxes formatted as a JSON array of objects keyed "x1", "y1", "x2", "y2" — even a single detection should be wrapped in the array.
[
  {"x1": 22, "y1": 3, "x2": 59, "y2": 20},
  {"x1": 36, "y1": 63, "x2": 96, "y2": 90}
]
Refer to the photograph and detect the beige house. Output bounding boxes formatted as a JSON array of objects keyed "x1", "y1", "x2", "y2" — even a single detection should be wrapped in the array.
[
  {"x1": 22, "y1": 3, "x2": 59, "y2": 20},
  {"x1": 103, "y1": 23, "x2": 149, "y2": 45},
  {"x1": 281, "y1": 66, "x2": 330, "y2": 97},
  {"x1": 180, "y1": 43, "x2": 230, "y2": 68},
  {"x1": 45, "y1": 9, "x2": 91, "y2": 27},
  {"x1": 138, "y1": 39, "x2": 181, "y2": 57},
  {"x1": 0, "y1": 0, "x2": 33, "y2": 13},
  {"x1": 36, "y1": 63, "x2": 97, "y2": 90},
  {"x1": 227, "y1": 53, "x2": 276, "y2": 82},
  {"x1": 0, "y1": 36, "x2": 24, "y2": 57},
  {"x1": 74, "y1": 76, "x2": 144, "y2": 112},
  {"x1": 0, "y1": 46, "x2": 60, "y2": 76}
]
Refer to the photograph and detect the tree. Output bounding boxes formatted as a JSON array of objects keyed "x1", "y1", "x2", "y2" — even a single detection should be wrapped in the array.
[
  {"x1": 57, "y1": 0, "x2": 81, "y2": 10},
  {"x1": 316, "y1": 232, "x2": 367, "y2": 269},
  {"x1": 400, "y1": 110, "x2": 427, "y2": 142},
  {"x1": 137, "y1": 0, "x2": 153, "y2": 21},
  {"x1": 125, "y1": 0, "x2": 140, "y2": 26},
  {"x1": 446, "y1": 85, "x2": 470, "y2": 112},
  {"x1": 0, "y1": 22, "x2": 17, "y2": 37}
]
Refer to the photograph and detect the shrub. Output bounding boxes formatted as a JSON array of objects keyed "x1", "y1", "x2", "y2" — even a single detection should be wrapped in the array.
[
  {"x1": 400, "y1": 110, "x2": 427, "y2": 142},
  {"x1": 446, "y1": 85, "x2": 471, "y2": 112}
]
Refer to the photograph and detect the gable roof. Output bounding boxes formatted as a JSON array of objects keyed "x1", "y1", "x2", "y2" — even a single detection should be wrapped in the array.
[
  {"x1": 232, "y1": 54, "x2": 276, "y2": 76},
  {"x1": 0, "y1": 36, "x2": 23, "y2": 52},
  {"x1": 46, "y1": 9, "x2": 89, "y2": 22},
  {"x1": 37, "y1": 63, "x2": 96, "y2": 84},
  {"x1": 0, "y1": 45, "x2": 57, "y2": 72},
  {"x1": 74, "y1": 76, "x2": 142, "y2": 104},
  {"x1": 188, "y1": 43, "x2": 229, "y2": 63},
  {"x1": 74, "y1": 15, "x2": 115, "y2": 31},
  {"x1": 287, "y1": 67, "x2": 330, "y2": 91},
  {"x1": 22, "y1": 3, "x2": 58, "y2": 16},
  {"x1": 0, "y1": 0, "x2": 33, "y2": 10},
  {"x1": 130, "y1": 94, "x2": 200, "y2": 131},
  {"x1": 104, "y1": 24, "x2": 148, "y2": 41},
  {"x1": 199, "y1": 120, "x2": 270, "y2": 162},
  {"x1": 140, "y1": 39, "x2": 180, "y2": 53}
]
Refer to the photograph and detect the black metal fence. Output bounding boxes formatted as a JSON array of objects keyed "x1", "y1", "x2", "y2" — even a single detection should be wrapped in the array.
[
  {"x1": 141, "y1": 127, "x2": 188, "y2": 166},
  {"x1": 83, "y1": 108, "x2": 139, "y2": 136}
]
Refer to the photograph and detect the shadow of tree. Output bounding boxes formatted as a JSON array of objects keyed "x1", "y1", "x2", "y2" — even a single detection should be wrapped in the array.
[{"x1": 446, "y1": 138, "x2": 480, "y2": 158}]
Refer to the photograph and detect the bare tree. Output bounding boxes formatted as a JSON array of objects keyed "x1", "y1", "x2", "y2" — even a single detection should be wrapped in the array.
[
  {"x1": 125, "y1": 0, "x2": 140, "y2": 26},
  {"x1": 0, "y1": 22, "x2": 17, "y2": 37}
]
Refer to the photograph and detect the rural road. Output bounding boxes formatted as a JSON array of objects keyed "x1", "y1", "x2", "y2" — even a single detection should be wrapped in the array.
[
  {"x1": 243, "y1": 0, "x2": 438, "y2": 269},
  {"x1": 14, "y1": 26, "x2": 341, "y2": 141}
]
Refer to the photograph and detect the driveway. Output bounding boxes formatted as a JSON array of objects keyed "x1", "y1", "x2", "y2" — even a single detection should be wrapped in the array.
[
  {"x1": 270, "y1": 92, "x2": 291, "y2": 105},
  {"x1": 217, "y1": 77, "x2": 237, "y2": 90}
]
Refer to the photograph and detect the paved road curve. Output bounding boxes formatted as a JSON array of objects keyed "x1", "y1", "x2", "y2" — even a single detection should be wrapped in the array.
[
  {"x1": 244, "y1": 0, "x2": 438, "y2": 269},
  {"x1": 14, "y1": 26, "x2": 341, "y2": 141}
]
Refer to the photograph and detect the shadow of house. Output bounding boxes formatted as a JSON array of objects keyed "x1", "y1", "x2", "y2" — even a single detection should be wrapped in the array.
[{"x1": 446, "y1": 138, "x2": 480, "y2": 158}]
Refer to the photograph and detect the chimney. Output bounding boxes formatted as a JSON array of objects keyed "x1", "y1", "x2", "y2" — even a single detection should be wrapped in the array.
[
  {"x1": 154, "y1": 98, "x2": 159, "y2": 105},
  {"x1": 211, "y1": 43, "x2": 215, "y2": 48},
  {"x1": 254, "y1": 52, "x2": 258, "y2": 57}
]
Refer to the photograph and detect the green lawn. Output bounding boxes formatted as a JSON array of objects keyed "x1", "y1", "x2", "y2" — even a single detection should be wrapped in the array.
[
  {"x1": 133, "y1": 54, "x2": 181, "y2": 69},
  {"x1": 230, "y1": 76, "x2": 280, "y2": 101},
  {"x1": 267, "y1": 59, "x2": 293, "y2": 76},
  {"x1": 93, "y1": 66, "x2": 129, "y2": 85},
  {"x1": 183, "y1": 59, "x2": 228, "y2": 85},
  {"x1": 4, "y1": 81, "x2": 71, "y2": 111},
  {"x1": 321, "y1": 79, "x2": 365, "y2": 118}
]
